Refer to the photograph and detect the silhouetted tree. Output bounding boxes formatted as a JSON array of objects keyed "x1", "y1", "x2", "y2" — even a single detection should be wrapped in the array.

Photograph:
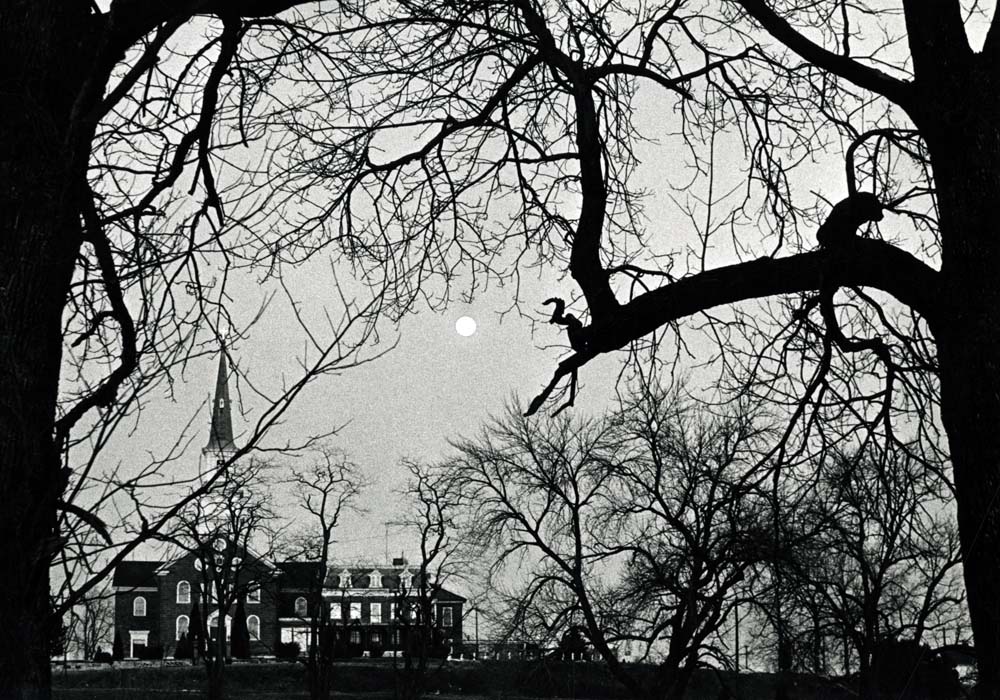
[
  {"x1": 2, "y1": 4, "x2": 385, "y2": 697},
  {"x1": 283, "y1": 447, "x2": 365, "y2": 700},
  {"x1": 392, "y1": 461, "x2": 467, "y2": 700},
  {"x1": 12, "y1": 2, "x2": 1000, "y2": 697},
  {"x1": 282, "y1": 2, "x2": 1000, "y2": 693},
  {"x1": 65, "y1": 591, "x2": 114, "y2": 662},
  {"x1": 111, "y1": 629, "x2": 123, "y2": 662},
  {"x1": 445, "y1": 381, "x2": 772, "y2": 700},
  {"x1": 164, "y1": 461, "x2": 280, "y2": 699},
  {"x1": 190, "y1": 595, "x2": 207, "y2": 664},
  {"x1": 175, "y1": 633, "x2": 194, "y2": 660},
  {"x1": 231, "y1": 596, "x2": 250, "y2": 660}
]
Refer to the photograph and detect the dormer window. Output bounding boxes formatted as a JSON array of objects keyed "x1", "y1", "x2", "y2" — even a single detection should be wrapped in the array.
[
  {"x1": 369, "y1": 570, "x2": 382, "y2": 588},
  {"x1": 339, "y1": 569, "x2": 352, "y2": 588},
  {"x1": 400, "y1": 569, "x2": 413, "y2": 590}
]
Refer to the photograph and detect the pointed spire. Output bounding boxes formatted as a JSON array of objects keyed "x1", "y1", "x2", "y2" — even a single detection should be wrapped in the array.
[{"x1": 204, "y1": 346, "x2": 236, "y2": 454}]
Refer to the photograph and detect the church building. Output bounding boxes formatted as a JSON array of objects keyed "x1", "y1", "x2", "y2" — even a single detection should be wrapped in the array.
[{"x1": 112, "y1": 350, "x2": 465, "y2": 659}]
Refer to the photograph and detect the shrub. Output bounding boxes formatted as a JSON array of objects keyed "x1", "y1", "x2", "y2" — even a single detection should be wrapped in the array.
[
  {"x1": 231, "y1": 598, "x2": 251, "y2": 660},
  {"x1": 875, "y1": 639, "x2": 961, "y2": 699},
  {"x1": 174, "y1": 632, "x2": 193, "y2": 659},
  {"x1": 111, "y1": 630, "x2": 124, "y2": 661},
  {"x1": 93, "y1": 649, "x2": 113, "y2": 664},
  {"x1": 138, "y1": 644, "x2": 164, "y2": 660},
  {"x1": 275, "y1": 641, "x2": 301, "y2": 660}
]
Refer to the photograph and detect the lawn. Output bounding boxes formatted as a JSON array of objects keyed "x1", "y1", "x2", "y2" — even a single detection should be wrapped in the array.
[{"x1": 51, "y1": 659, "x2": 862, "y2": 700}]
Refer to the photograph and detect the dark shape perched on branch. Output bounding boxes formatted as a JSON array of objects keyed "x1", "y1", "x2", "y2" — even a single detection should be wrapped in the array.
[
  {"x1": 530, "y1": 298, "x2": 594, "y2": 417},
  {"x1": 543, "y1": 297, "x2": 588, "y2": 352},
  {"x1": 816, "y1": 193, "x2": 884, "y2": 247}
]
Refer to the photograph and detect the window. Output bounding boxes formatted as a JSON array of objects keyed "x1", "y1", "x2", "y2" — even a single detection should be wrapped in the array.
[
  {"x1": 176, "y1": 615, "x2": 190, "y2": 640},
  {"x1": 350, "y1": 630, "x2": 361, "y2": 645},
  {"x1": 133, "y1": 596, "x2": 146, "y2": 617},
  {"x1": 389, "y1": 603, "x2": 396, "y2": 621},
  {"x1": 176, "y1": 580, "x2": 191, "y2": 604},
  {"x1": 339, "y1": 569, "x2": 352, "y2": 588},
  {"x1": 294, "y1": 597, "x2": 308, "y2": 617},
  {"x1": 369, "y1": 570, "x2": 382, "y2": 588},
  {"x1": 371, "y1": 630, "x2": 381, "y2": 645},
  {"x1": 441, "y1": 606, "x2": 453, "y2": 627},
  {"x1": 247, "y1": 582, "x2": 261, "y2": 604},
  {"x1": 281, "y1": 627, "x2": 309, "y2": 648},
  {"x1": 247, "y1": 615, "x2": 260, "y2": 640},
  {"x1": 370, "y1": 603, "x2": 382, "y2": 624},
  {"x1": 400, "y1": 570, "x2": 413, "y2": 590},
  {"x1": 330, "y1": 603, "x2": 342, "y2": 621},
  {"x1": 350, "y1": 602, "x2": 361, "y2": 620}
]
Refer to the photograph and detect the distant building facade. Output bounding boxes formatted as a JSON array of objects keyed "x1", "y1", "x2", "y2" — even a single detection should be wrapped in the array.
[
  {"x1": 112, "y1": 350, "x2": 465, "y2": 659},
  {"x1": 278, "y1": 558, "x2": 466, "y2": 657},
  {"x1": 112, "y1": 555, "x2": 465, "y2": 659}
]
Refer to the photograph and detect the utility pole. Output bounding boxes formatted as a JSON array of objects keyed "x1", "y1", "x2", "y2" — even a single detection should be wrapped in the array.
[
  {"x1": 384, "y1": 522, "x2": 390, "y2": 563},
  {"x1": 734, "y1": 598, "x2": 740, "y2": 673}
]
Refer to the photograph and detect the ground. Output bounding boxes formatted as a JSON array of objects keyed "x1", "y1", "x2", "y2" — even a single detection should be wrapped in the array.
[{"x1": 50, "y1": 659, "x2": 879, "y2": 699}]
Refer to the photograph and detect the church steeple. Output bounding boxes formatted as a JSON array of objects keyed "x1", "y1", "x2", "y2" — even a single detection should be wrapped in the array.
[{"x1": 204, "y1": 346, "x2": 236, "y2": 455}]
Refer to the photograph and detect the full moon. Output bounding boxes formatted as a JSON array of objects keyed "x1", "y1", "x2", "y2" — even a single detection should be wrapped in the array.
[{"x1": 455, "y1": 316, "x2": 477, "y2": 337}]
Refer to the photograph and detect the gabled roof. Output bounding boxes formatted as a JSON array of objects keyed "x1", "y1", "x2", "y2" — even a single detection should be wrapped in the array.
[
  {"x1": 322, "y1": 563, "x2": 466, "y2": 601},
  {"x1": 435, "y1": 587, "x2": 466, "y2": 603},
  {"x1": 276, "y1": 561, "x2": 324, "y2": 588},
  {"x1": 324, "y1": 565, "x2": 418, "y2": 589},
  {"x1": 112, "y1": 561, "x2": 159, "y2": 587}
]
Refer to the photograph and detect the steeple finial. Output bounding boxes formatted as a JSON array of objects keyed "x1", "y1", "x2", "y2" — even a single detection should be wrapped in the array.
[{"x1": 205, "y1": 345, "x2": 236, "y2": 454}]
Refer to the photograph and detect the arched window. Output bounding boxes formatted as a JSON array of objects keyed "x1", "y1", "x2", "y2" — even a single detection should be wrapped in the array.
[
  {"x1": 369, "y1": 569, "x2": 382, "y2": 588},
  {"x1": 247, "y1": 582, "x2": 261, "y2": 604},
  {"x1": 294, "y1": 597, "x2": 307, "y2": 617},
  {"x1": 247, "y1": 615, "x2": 260, "y2": 640},
  {"x1": 176, "y1": 615, "x2": 190, "y2": 640},
  {"x1": 133, "y1": 596, "x2": 146, "y2": 617},
  {"x1": 177, "y1": 580, "x2": 191, "y2": 604}
]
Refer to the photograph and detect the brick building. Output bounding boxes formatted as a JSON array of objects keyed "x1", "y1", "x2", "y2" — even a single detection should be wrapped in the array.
[
  {"x1": 112, "y1": 550, "x2": 279, "y2": 659},
  {"x1": 276, "y1": 559, "x2": 466, "y2": 657},
  {"x1": 112, "y1": 553, "x2": 465, "y2": 659},
  {"x1": 112, "y1": 351, "x2": 465, "y2": 659}
]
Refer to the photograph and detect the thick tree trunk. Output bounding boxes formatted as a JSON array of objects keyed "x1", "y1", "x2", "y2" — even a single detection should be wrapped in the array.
[
  {"x1": 0, "y1": 4, "x2": 92, "y2": 699},
  {"x1": 928, "y1": 117, "x2": 1000, "y2": 699},
  {"x1": 656, "y1": 662, "x2": 694, "y2": 700}
]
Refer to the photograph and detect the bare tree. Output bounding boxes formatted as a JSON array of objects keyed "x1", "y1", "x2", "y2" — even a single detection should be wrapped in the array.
[
  {"x1": 0, "y1": 2, "x2": 401, "y2": 696},
  {"x1": 162, "y1": 460, "x2": 281, "y2": 700},
  {"x1": 780, "y1": 448, "x2": 965, "y2": 699},
  {"x1": 11, "y1": 1, "x2": 1000, "y2": 697},
  {"x1": 443, "y1": 383, "x2": 772, "y2": 700},
  {"x1": 65, "y1": 590, "x2": 115, "y2": 662},
  {"x1": 391, "y1": 460, "x2": 466, "y2": 700},
  {"x1": 269, "y1": 2, "x2": 1000, "y2": 692},
  {"x1": 284, "y1": 447, "x2": 365, "y2": 700}
]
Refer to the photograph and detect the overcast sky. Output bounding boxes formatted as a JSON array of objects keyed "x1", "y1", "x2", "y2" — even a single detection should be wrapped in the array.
[{"x1": 102, "y1": 26, "x2": 852, "y2": 570}]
